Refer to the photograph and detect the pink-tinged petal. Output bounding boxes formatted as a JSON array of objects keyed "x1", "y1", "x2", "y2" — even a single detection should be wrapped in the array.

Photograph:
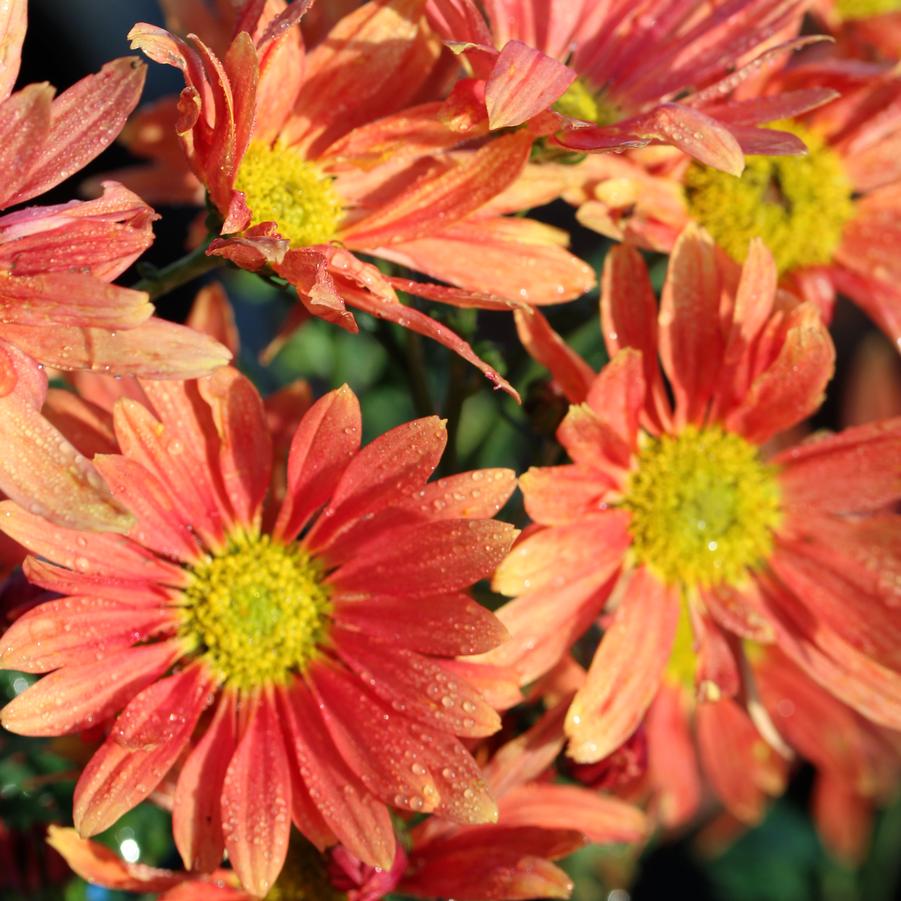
[
  {"x1": 0, "y1": 84, "x2": 52, "y2": 209},
  {"x1": 93, "y1": 455, "x2": 201, "y2": 563},
  {"x1": 769, "y1": 546, "x2": 901, "y2": 670},
  {"x1": 725, "y1": 303, "x2": 834, "y2": 444},
  {"x1": 277, "y1": 683, "x2": 396, "y2": 869},
  {"x1": 710, "y1": 89, "x2": 839, "y2": 128},
  {"x1": 222, "y1": 32, "x2": 258, "y2": 172},
  {"x1": 658, "y1": 226, "x2": 724, "y2": 428},
  {"x1": 42, "y1": 389, "x2": 116, "y2": 458},
  {"x1": 198, "y1": 368, "x2": 272, "y2": 526},
  {"x1": 404, "y1": 826, "x2": 577, "y2": 900},
  {"x1": 556, "y1": 403, "x2": 631, "y2": 477},
  {"x1": 306, "y1": 415, "x2": 445, "y2": 551},
  {"x1": 0, "y1": 343, "x2": 131, "y2": 532},
  {"x1": 174, "y1": 695, "x2": 237, "y2": 873},
  {"x1": 703, "y1": 581, "x2": 773, "y2": 642},
  {"x1": 0, "y1": 0, "x2": 27, "y2": 102},
  {"x1": 1, "y1": 318, "x2": 231, "y2": 379},
  {"x1": 113, "y1": 397, "x2": 228, "y2": 549},
  {"x1": 514, "y1": 308, "x2": 593, "y2": 403},
  {"x1": 566, "y1": 568, "x2": 680, "y2": 764},
  {"x1": 0, "y1": 641, "x2": 179, "y2": 736},
  {"x1": 646, "y1": 683, "x2": 702, "y2": 827},
  {"x1": 332, "y1": 519, "x2": 516, "y2": 596},
  {"x1": 333, "y1": 627, "x2": 501, "y2": 738},
  {"x1": 220, "y1": 693, "x2": 291, "y2": 898},
  {"x1": 73, "y1": 663, "x2": 210, "y2": 837},
  {"x1": 485, "y1": 40, "x2": 575, "y2": 129},
  {"x1": 500, "y1": 783, "x2": 648, "y2": 845},
  {"x1": 691, "y1": 607, "x2": 740, "y2": 699},
  {"x1": 186, "y1": 283, "x2": 239, "y2": 355},
  {"x1": 561, "y1": 104, "x2": 745, "y2": 175},
  {"x1": 601, "y1": 243, "x2": 670, "y2": 430},
  {"x1": 585, "y1": 349, "x2": 645, "y2": 461},
  {"x1": 336, "y1": 592, "x2": 508, "y2": 656},
  {"x1": 272, "y1": 248, "x2": 357, "y2": 332},
  {"x1": 343, "y1": 131, "x2": 532, "y2": 248},
  {"x1": 519, "y1": 464, "x2": 613, "y2": 526},
  {"x1": 0, "y1": 273, "x2": 151, "y2": 328},
  {"x1": 696, "y1": 697, "x2": 786, "y2": 824},
  {"x1": 0, "y1": 499, "x2": 185, "y2": 585},
  {"x1": 310, "y1": 662, "x2": 443, "y2": 815},
  {"x1": 775, "y1": 419, "x2": 901, "y2": 515},
  {"x1": 111, "y1": 664, "x2": 212, "y2": 752},
  {"x1": 441, "y1": 658, "x2": 523, "y2": 710},
  {"x1": 481, "y1": 567, "x2": 622, "y2": 686},
  {"x1": 426, "y1": 0, "x2": 494, "y2": 46},
  {"x1": 282, "y1": 0, "x2": 433, "y2": 156},
  {"x1": 8, "y1": 58, "x2": 146, "y2": 207},
  {"x1": 0, "y1": 597, "x2": 172, "y2": 673},
  {"x1": 812, "y1": 772, "x2": 872, "y2": 865},
  {"x1": 208, "y1": 229, "x2": 288, "y2": 273},
  {"x1": 380, "y1": 216, "x2": 595, "y2": 306},
  {"x1": 23, "y1": 556, "x2": 170, "y2": 607},
  {"x1": 399, "y1": 468, "x2": 515, "y2": 520},
  {"x1": 274, "y1": 385, "x2": 361, "y2": 542},
  {"x1": 341, "y1": 276, "x2": 519, "y2": 399},
  {"x1": 758, "y1": 575, "x2": 901, "y2": 730},
  {"x1": 46, "y1": 827, "x2": 184, "y2": 893},
  {"x1": 0, "y1": 181, "x2": 156, "y2": 281},
  {"x1": 710, "y1": 239, "x2": 777, "y2": 419},
  {"x1": 493, "y1": 513, "x2": 630, "y2": 597}
]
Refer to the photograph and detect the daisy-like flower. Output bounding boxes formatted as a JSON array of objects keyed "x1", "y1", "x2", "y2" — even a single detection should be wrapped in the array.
[
  {"x1": 124, "y1": 0, "x2": 594, "y2": 394},
  {"x1": 0, "y1": 373, "x2": 518, "y2": 896},
  {"x1": 572, "y1": 65, "x2": 901, "y2": 347},
  {"x1": 483, "y1": 226, "x2": 901, "y2": 768},
  {"x1": 48, "y1": 701, "x2": 647, "y2": 900},
  {"x1": 427, "y1": 0, "x2": 834, "y2": 174}
]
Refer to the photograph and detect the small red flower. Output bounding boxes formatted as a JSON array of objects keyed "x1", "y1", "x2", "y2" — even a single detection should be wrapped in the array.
[{"x1": 0, "y1": 374, "x2": 517, "y2": 896}]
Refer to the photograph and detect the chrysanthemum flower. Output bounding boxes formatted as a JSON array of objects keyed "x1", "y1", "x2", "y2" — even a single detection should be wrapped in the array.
[
  {"x1": 572, "y1": 66, "x2": 901, "y2": 347},
  {"x1": 427, "y1": 0, "x2": 834, "y2": 174},
  {"x1": 48, "y1": 701, "x2": 648, "y2": 900},
  {"x1": 124, "y1": 0, "x2": 594, "y2": 394},
  {"x1": 484, "y1": 226, "x2": 901, "y2": 767},
  {"x1": 755, "y1": 645, "x2": 900, "y2": 863},
  {"x1": 0, "y1": 373, "x2": 518, "y2": 896}
]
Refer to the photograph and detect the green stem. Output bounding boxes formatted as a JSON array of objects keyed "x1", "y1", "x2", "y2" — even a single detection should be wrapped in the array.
[
  {"x1": 404, "y1": 330, "x2": 434, "y2": 418},
  {"x1": 131, "y1": 241, "x2": 224, "y2": 300},
  {"x1": 441, "y1": 352, "x2": 474, "y2": 476}
]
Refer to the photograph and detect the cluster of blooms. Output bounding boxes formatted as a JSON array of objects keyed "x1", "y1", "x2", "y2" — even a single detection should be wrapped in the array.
[{"x1": 0, "y1": 0, "x2": 899, "y2": 898}]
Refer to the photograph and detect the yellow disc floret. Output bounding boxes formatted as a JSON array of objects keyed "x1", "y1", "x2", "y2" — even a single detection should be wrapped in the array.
[
  {"x1": 234, "y1": 140, "x2": 343, "y2": 248},
  {"x1": 836, "y1": 0, "x2": 901, "y2": 19},
  {"x1": 684, "y1": 121, "x2": 855, "y2": 275},
  {"x1": 554, "y1": 77, "x2": 622, "y2": 126},
  {"x1": 623, "y1": 426, "x2": 782, "y2": 589},
  {"x1": 178, "y1": 533, "x2": 331, "y2": 691}
]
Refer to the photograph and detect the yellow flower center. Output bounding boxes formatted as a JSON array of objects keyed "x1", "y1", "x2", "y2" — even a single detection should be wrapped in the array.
[
  {"x1": 684, "y1": 122, "x2": 855, "y2": 275},
  {"x1": 836, "y1": 0, "x2": 901, "y2": 19},
  {"x1": 554, "y1": 77, "x2": 621, "y2": 126},
  {"x1": 178, "y1": 533, "x2": 332, "y2": 691},
  {"x1": 623, "y1": 426, "x2": 781, "y2": 589},
  {"x1": 234, "y1": 140, "x2": 343, "y2": 247}
]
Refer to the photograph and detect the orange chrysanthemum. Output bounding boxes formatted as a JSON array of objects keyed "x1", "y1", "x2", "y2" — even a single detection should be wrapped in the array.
[
  {"x1": 427, "y1": 0, "x2": 834, "y2": 173},
  {"x1": 123, "y1": 0, "x2": 595, "y2": 394},
  {"x1": 486, "y1": 226, "x2": 901, "y2": 767},
  {"x1": 0, "y1": 374, "x2": 519, "y2": 896}
]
